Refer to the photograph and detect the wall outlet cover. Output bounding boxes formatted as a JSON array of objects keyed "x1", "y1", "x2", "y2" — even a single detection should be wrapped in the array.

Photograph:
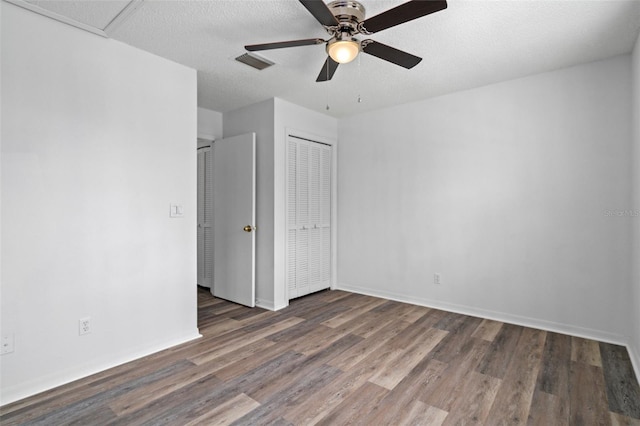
[
  {"x1": 79, "y1": 317, "x2": 91, "y2": 335},
  {"x1": 434, "y1": 273, "x2": 441, "y2": 286}
]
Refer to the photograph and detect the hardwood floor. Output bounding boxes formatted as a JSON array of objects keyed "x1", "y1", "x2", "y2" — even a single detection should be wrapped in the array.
[{"x1": 2, "y1": 287, "x2": 640, "y2": 425}]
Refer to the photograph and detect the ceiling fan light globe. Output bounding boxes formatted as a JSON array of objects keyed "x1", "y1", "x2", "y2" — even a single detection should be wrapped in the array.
[{"x1": 327, "y1": 40, "x2": 359, "y2": 64}]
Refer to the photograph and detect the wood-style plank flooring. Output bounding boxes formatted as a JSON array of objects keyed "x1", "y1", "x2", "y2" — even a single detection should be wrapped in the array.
[{"x1": 2, "y1": 287, "x2": 640, "y2": 425}]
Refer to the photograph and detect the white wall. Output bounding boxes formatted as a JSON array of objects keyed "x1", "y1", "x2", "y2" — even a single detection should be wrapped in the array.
[
  {"x1": 337, "y1": 55, "x2": 633, "y2": 343},
  {"x1": 631, "y1": 33, "x2": 640, "y2": 375},
  {"x1": 0, "y1": 3, "x2": 199, "y2": 404},
  {"x1": 223, "y1": 99, "x2": 275, "y2": 307},
  {"x1": 198, "y1": 107, "x2": 223, "y2": 141}
]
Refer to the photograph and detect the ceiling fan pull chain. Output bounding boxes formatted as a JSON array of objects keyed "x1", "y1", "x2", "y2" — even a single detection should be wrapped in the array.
[
  {"x1": 326, "y1": 62, "x2": 331, "y2": 110},
  {"x1": 357, "y1": 54, "x2": 362, "y2": 104}
]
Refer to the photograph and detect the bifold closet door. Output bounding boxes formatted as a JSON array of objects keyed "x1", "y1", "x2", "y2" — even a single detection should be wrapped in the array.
[
  {"x1": 197, "y1": 146, "x2": 213, "y2": 288},
  {"x1": 287, "y1": 136, "x2": 331, "y2": 299}
]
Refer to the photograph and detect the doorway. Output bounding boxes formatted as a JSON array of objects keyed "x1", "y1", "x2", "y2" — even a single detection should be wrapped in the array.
[{"x1": 196, "y1": 134, "x2": 257, "y2": 307}]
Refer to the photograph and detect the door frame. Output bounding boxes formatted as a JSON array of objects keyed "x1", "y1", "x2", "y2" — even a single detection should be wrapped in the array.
[{"x1": 283, "y1": 128, "x2": 338, "y2": 304}]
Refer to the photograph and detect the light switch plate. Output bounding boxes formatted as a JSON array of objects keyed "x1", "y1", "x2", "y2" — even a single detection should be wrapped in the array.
[
  {"x1": 1, "y1": 333, "x2": 15, "y2": 355},
  {"x1": 170, "y1": 203, "x2": 184, "y2": 218}
]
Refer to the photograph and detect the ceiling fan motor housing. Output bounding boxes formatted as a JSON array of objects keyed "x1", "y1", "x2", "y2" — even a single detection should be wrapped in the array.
[{"x1": 327, "y1": 1, "x2": 366, "y2": 34}]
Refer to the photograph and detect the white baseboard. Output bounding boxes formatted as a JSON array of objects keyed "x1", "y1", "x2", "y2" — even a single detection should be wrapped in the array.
[
  {"x1": 0, "y1": 331, "x2": 202, "y2": 406},
  {"x1": 255, "y1": 298, "x2": 273, "y2": 310},
  {"x1": 336, "y1": 282, "x2": 627, "y2": 346},
  {"x1": 628, "y1": 341, "x2": 640, "y2": 385},
  {"x1": 255, "y1": 297, "x2": 289, "y2": 311},
  {"x1": 273, "y1": 301, "x2": 288, "y2": 311}
]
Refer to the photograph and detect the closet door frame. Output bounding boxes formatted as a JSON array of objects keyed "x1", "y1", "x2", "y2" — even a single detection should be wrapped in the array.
[{"x1": 284, "y1": 129, "x2": 338, "y2": 301}]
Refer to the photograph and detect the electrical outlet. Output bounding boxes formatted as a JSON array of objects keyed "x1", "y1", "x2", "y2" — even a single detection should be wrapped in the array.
[
  {"x1": 1, "y1": 334, "x2": 14, "y2": 355},
  {"x1": 434, "y1": 273, "x2": 441, "y2": 286},
  {"x1": 79, "y1": 317, "x2": 91, "y2": 336}
]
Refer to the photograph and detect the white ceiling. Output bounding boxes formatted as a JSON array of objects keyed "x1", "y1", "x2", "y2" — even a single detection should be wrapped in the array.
[
  {"x1": 27, "y1": 0, "x2": 131, "y2": 29},
  {"x1": 21, "y1": 0, "x2": 640, "y2": 117}
]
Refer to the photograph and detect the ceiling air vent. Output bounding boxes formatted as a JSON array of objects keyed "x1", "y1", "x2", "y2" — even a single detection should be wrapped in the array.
[{"x1": 235, "y1": 53, "x2": 274, "y2": 70}]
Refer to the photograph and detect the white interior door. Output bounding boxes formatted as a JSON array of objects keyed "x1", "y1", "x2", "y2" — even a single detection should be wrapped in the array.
[{"x1": 213, "y1": 133, "x2": 256, "y2": 307}]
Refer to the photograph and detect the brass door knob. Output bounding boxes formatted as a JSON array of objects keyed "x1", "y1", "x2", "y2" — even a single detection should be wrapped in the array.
[{"x1": 243, "y1": 225, "x2": 254, "y2": 233}]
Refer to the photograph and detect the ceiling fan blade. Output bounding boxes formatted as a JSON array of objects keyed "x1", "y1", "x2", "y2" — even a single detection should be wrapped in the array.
[
  {"x1": 316, "y1": 56, "x2": 339, "y2": 82},
  {"x1": 361, "y1": 40, "x2": 422, "y2": 69},
  {"x1": 299, "y1": 0, "x2": 339, "y2": 27},
  {"x1": 245, "y1": 38, "x2": 325, "y2": 51},
  {"x1": 359, "y1": 0, "x2": 447, "y2": 34}
]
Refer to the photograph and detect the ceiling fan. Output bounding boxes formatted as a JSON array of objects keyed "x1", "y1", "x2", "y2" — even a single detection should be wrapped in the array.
[{"x1": 245, "y1": 0, "x2": 447, "y2": 82}]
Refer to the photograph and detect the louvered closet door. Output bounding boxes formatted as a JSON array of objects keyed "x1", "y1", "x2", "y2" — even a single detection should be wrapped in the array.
[
  {"x1": 197, "y1": 146, "x2": 214, "y2": 288},
  {"x1": 287, "y1": 136, "x2": 331, "y2": 299}
]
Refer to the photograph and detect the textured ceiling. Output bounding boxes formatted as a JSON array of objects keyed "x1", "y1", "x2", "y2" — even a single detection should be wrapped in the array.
[
  {"x1": 24, "y1": 0, "x2": 640, "y2": 117},
  {"x1": 25, "y1": 0, "x2": 131, "y2": 29}
]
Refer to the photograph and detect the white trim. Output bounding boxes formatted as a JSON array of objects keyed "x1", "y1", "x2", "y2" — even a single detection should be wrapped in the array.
[
  {"x1": 336, "y1": 282, "x2": 628, "y2": 345},
  {"x1": 273, "y1": 301, "x2": 288, "y2": 311},
  {"x1": 255, "y1": 298, "x2": 274, "y2": 310},
  {"x1": 104, "y1": 0, "x2": 145, "y2": 35},
  {"x1": 197, "y1": 132, "x2": 216, "y2": 141},
  {"x1": 284, "y1": 134, "x2": 292, "y2": 303},
  {"x1": 629, "y1": 342, "x2": 640, "y2": 387},
  {"x1": 3, "y1": 0, "x2": 108, "y2": 37},
  {"x1": 2, "y1": 0, "x2": 144, "y2": 38},
  {"x1": 0, "y1": 331, "x2": 202, "y2": 406},
  {"x1": 255, "y1": 298, "x2": 287, "y2": 311},
  {"x1": 330, "y1": 140, "x2": 338, "y2": 291}
]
